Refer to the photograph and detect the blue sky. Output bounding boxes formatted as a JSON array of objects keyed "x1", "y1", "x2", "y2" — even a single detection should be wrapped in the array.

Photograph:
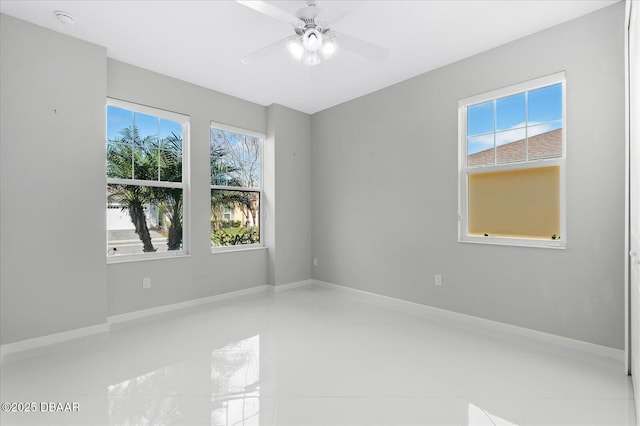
[
  {"x1": 467, "y1": 83, "x2": 562, "y2": 155},
  {"x1": 107, "y1": 105, "x2": 181, "y2": 145}
]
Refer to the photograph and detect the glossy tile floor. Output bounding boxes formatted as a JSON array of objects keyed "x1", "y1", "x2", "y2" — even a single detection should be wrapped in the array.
[{"x1": 1, "y1": 285, "x2": 636, "y2": 425}]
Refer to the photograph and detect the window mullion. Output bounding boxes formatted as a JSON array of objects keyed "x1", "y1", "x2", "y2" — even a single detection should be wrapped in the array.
[
  {"x1": 211, "y1": 185, "x2": 259, "y2": 192},
  {"x1": 525, "y1": 90, "x2": 529, "y2": 161},
  {"x1": 493, "y1": 99, "x2": 497, "y2": 166},
  {"x1": 157, "y1": 118, "x2": 161, "y2": 182},
  {"x1": 131, "y1": 113, "x2": 136, "y2": 180},
  {"x1": 107, "y1": 177, "x2": 183, "y2": 189}
]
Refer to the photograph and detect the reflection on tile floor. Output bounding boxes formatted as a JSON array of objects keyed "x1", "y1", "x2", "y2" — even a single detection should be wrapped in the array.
[{"x1": 1, "y1": 285, "x2": 636, "y2": 425}]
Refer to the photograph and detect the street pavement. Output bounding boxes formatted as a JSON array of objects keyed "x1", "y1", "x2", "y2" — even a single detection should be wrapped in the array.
[{"x1": 107, "y1": 229, "x2": 169, "y2": 255}]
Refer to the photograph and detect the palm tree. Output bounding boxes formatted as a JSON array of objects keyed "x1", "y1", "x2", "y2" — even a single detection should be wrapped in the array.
[
  {"x1": 156, "y1": 132, "x2": 183, "y2": 250},
  {"x1": 107, "y1": 126, "x2": 158, "y2": 252},
  {"x1": 108, "y1": 183, "x2": 156, "y2": 252}
]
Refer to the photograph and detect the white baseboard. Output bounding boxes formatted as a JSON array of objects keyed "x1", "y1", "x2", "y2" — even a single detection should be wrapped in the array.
[
  {"x1": 9, "y1": 278, "x2": 615, "y2": 365},
  {"x1": 313, "y1": 280, "x2": 625, "y2": 362},
  {"x1": 0, "y1": 323, "x2": 109, "y2": 359},
  {"x1": 108, "y1": 285, "x2": 270, "y2": 325},
  {"x1": 272, "y1": 279, "x2": 313, "y2": 292},
  {"x1": 1, "y1": 281, "x2": 314, "y2": 359}
]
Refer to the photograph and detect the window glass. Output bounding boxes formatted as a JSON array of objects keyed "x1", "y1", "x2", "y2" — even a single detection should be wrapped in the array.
[
  {"x1": 210, "y1": 125, "x2": 262, "y2": 249},
  {"x1": 467, "y1": 135, "x2": 494, "y2": 166},
  {"x1": 107, "y1": 185, "x2": 183, "y2": 255},
  {"x1": 496, "y1": 92, "x2": 525, "y2": 131},
  {"x1": 211, "y1": 190, "x2": 260, "y2": 247},
  {"x1": 528, "y1": 121, "x2": 563, "y2": 160},
  {"x1": 159, "y1": 118, "x2": 182, "y2": 149},
  {"x1": 467, "y1": 101, "x2": 494, "y2": 136},
  {"x1": 466, "y1": 83, "x2": 563, "y2": 168},
  {"x1": 459, "y1": 74, "x2": 565, "y2": 247},
  {"x1": 107, "y1": 106, "x2": 132, "y2": 141},
  {"x1": 496, "y1": 127, "x2": 527, "y2": 164},
  {"x1": 211, "y1": 129, "x2": 260, "y2": 188},
  {"x1": 107, "y1": 101, "x2": 188, "y2": 259},
  {"x1": 134, "y1": 112, "x2": 159, "y2": 144},
  {"x1": 528, "y1": 83, "x2": 562, "y2": 123}
]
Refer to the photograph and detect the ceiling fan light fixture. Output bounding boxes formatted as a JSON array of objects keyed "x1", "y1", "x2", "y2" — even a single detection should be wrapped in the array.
[
  {"x1": 320, "y1": 37, "x2": 336, "y2": 59},
  {"x1": 302, "y1": 50, "x2": 321, "y2": 66},
  {"x1": 236, "y1": 0, "x2": 390, "y2": 66},
  {"x1": 302, "y1": 28, "x2": 323, "y2": 52},
  {"x1": 287, "y1": 38, "x2": 304, "y2": 60}
]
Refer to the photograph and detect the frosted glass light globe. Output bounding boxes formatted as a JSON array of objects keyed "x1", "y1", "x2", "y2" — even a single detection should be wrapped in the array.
[{"x1": 302, "y1": 28, "x2": 323, "y2": 52}]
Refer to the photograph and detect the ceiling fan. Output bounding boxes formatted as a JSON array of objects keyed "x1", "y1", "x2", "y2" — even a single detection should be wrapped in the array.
[{"x1": 236, "y1": 0, "x2": 389, "y2": 66}]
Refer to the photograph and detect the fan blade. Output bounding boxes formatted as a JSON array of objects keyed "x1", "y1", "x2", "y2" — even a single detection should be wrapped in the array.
[
  {"x1": 241, "y1": 35, "x2": 298, "y2": 65},
  {"x1": 316, "y1": 2, "x2": 362, "y2": 27},
  {"x1": 332, "y1": 31, "x2": 389, "y2": 62},
  {"x1": 236, "y1": 1, "x2": 304, "y2": 27}
]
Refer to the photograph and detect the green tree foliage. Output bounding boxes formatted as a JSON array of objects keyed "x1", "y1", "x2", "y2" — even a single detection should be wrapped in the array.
[
  {"x1": 107, "y1": 127, "x2": 157, "y2": 252},
  {"x1": 210, "y1": 130, "x2": 260, "y2": 245},
  {"x1": 107, "y1": 126, "x2": 183, "y2": 252},
  {"x1": 211, "y1": 227, "x2": 259, "y2": 246}
]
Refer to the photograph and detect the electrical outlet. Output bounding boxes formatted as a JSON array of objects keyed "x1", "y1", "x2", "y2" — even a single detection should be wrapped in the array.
[
  {"x1": 434, "y1": 274, "x2": 442, "y2": 286},
  {"x1": 143, "y1": 277, "x2": 151, "y2": 289},
  {"x1": 313, "y1": 257, "x2": 318, "y2": 266}
]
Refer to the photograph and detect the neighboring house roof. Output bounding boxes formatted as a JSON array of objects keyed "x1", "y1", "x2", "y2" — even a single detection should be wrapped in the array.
[{"x1": 468, "y1": 128, "x2": 562, "y2": 166}]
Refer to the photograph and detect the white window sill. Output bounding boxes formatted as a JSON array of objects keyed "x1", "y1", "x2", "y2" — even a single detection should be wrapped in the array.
[
  {"x1": 107, "y1": 252, "x2": 190, "y2": 264},
  {"x1": 210, "y1": 245, "x2": 266, "y2": 255},
  {"x1": 459, "y1": 237, "x2": 566, "y2": 250}
]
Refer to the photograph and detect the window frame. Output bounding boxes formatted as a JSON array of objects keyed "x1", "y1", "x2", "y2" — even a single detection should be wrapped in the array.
[
  {"x1": 210, "y1": 121, "x2": 264, "y2": 253},
  {"x1": 458, "y1": 72, "x2": 567, "y2": 249},
  {"x1": 106, "y1": 98, "x2": 190, "y2": 263}
]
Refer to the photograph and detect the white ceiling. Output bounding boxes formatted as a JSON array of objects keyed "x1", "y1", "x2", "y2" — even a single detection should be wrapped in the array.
[{"x1": 0, "y1": 0, "x2": 618, "y2": 114}]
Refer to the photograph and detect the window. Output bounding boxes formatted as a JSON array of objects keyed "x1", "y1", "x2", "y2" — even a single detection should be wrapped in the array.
[
  {"x1": 106, "y1": 99, "x2": 189, "y2": 259},
  {"x1": 210, "y1": 123, "x2": 262, "y2": 250},
  {"x1": 458, "y1": 72, "x2": 566, "y2": 248}
]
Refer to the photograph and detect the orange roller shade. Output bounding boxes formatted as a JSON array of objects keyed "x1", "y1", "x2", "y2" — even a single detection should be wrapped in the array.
[{"x1": 468, "y1": 166, "x2": 560, "y2": 240}]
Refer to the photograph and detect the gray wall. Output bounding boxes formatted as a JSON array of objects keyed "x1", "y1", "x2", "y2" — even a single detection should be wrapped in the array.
[
  {"x1": 0, "y1": 14, "x2": 108, "y2": 344},
  {"x1": 0, "y1": 3, "x2": 626, "y2": 350},
  {"x1": 0, "y1": 15, "x2": 313, "y2": 345},
  {"x1": 106, "y1": 60, "x2": 270, "y2": 316},
  {"x1": 311, "y1": 3, "x2": 626, "y2": 349},
  {"x1": 106, "y1": 62, "x2": 313, "y2": 314},
  {"x1": 265, "y1": 105, "x2": 312, "y2": 287}
]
